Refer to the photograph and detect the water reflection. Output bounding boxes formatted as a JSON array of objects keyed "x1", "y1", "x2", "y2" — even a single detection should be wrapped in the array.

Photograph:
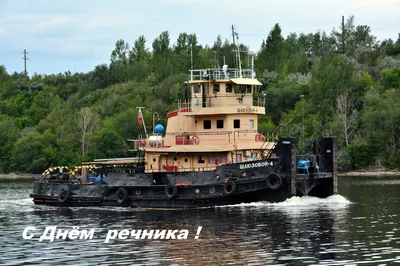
[
  {"x1": 1, "y1": 179, "x2": 399, "y2": 265},
  {"x1": 11, "y1": 196, "x2": 347, "y2": 265}
]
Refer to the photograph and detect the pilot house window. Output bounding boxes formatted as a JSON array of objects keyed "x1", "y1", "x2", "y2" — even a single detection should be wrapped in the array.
[
  {"x1": 204, "y1": 120, "x2": 211, "y2": 129},
  {"x1": 226, "y1": 84, "x2": 233, "y2": 93},
  {"x1": 246, "y1": 85, "x2": 252, "y2": 93},
  {"x1": 234, "y1": 119, "x2": 240, "y2": 129}
]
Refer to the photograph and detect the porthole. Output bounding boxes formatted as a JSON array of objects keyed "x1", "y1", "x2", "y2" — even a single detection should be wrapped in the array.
[
  {"x1": 153, "y1": 158, "x2": 156, "y2": 162},
  {"x1": 184, "y1": 158, "x2": 188, "y2": 163}
]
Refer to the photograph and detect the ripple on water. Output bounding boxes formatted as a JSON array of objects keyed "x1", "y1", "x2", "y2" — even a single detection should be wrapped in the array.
[{"x1": 0, "y1": 179, "x2": 399, "y2": 265}]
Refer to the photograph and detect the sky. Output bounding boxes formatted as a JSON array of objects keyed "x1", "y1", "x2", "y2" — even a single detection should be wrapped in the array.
[{"x1": 0, "y1": 0, "x2": 399, "y2": 75}]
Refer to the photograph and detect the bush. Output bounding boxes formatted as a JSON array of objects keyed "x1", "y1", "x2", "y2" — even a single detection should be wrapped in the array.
[{"x1": 348, "y1": 141, "x2": 375, "y2": 169}]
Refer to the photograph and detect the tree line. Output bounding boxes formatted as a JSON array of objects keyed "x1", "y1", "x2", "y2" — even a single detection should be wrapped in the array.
[{"x1": 0, "y1": 16, "x2": 399, "y2": 173}]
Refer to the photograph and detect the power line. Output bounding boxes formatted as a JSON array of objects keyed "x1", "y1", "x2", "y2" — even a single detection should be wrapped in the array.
[{"x1": 29, "y1": 59, "x2": 109, "y2": 62}]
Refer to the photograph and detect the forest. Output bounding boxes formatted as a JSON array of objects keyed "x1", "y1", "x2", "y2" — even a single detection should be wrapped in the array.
[{"x1": 0, "y1": 16, "x2": 399, "y2": 173}]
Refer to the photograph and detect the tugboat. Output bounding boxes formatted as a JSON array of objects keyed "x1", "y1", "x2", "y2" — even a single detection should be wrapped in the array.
[{"x1": 30, "y1": 52, "x2": 338, "y2": 209}]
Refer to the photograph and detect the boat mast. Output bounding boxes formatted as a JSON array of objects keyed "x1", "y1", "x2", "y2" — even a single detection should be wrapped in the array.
[{"x1": 231, "y1": 25, "x2": 242, "y2": 78}]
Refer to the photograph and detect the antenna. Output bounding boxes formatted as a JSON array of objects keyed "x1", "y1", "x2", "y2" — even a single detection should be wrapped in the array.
[
  {"x1": 212, "y1": 51, "x2": 219, "y2": 69},
  {"x1": 231, "y1": 25, "x2": 243, "y2": 78},
  {"x1": 190, "y1": 46, "x2": 193, "y2": 71}
]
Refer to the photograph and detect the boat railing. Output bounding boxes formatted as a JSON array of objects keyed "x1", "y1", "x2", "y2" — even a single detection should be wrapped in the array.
[
  {"x1": 235, "y1": 130, "x2": 279, "y2": 142},
  {"x1": 129, "y1": 130, "x2": 280, "y2": 151},
  {"x1": 176, "y1": 96, "x2": 265, "y2": 110},
  {"x1": 189, "y1": 68, "x2": 255, "y2": 81}
]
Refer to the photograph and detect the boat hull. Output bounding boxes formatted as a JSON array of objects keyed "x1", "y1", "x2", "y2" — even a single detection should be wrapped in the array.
[
  {"x1": 30, "y1": 172, "x2": 335, "y2": 209},
  {"x1": 30, "y1": 137, "x2": 338, "y2": 209}
]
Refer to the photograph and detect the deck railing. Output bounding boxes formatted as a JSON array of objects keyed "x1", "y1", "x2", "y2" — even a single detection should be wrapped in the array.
[
  {"x1": 189, "y1": 68, "x2": 255, "y2": 80},
  {"x1": 128, "y1": 130, "x2": 282, "y2": 151}
]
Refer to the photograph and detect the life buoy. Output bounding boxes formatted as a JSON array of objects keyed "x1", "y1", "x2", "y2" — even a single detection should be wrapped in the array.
[
  {"x1": 58, "y1": 188, "x2": 70, "y2": 203},
  {"x1": 116, "y1": 188, "x2": 129, "y2": 204},
  {"x1": 192, "y1": 136, "x2": 199, "y2": 145},
  {"x1": 266, "y1": 174, "x2": 282, "y2": 190},
  {"x1": 259, "y1": 135, "x2": 266, "y2": 142},
  {"x1": 224, "y1": 181, "x2": 236, "y2": 195},
  {"x1": 165, "y1": 184, "x2": 178, "y2": 199},
  {"x1": 255, "y1": 133, "x2": 261, "y2": 142},
  {"x1": 209, "y1": 186, "x2": 216, "y2": 194}
]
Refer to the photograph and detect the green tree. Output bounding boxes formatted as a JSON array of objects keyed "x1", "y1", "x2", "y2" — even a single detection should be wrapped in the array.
[
  {"x1": 92, "y1": 129, "x2": 127, "y2": 159},
  {"x1": 310, "y1": 52, "x2": 355, "y2": 117},
  {"x1": 381, "y1": 68, "x2": 400, "y2": 90},
  {"x1": 257, "y1": 23, "x2": 285, "y2": 74}
]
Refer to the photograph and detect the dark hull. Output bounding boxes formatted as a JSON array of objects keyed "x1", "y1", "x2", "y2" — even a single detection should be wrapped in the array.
[
  {"x1": 30, "y1": 165, "x2": 335, "y2": 209},
  {"x1": 31, "y1": 186, "x2": 291, "y2": 209},
  {"x1": 30, "y1": 137, "x2": 338, "y2": 209}
]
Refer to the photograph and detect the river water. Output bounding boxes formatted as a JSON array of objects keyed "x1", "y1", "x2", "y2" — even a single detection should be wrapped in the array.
[{"x1": 0, "y1": 176, "x2": 399, "y2": 265}]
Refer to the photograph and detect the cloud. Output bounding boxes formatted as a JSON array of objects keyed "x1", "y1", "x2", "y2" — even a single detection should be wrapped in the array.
[{"x1": 1, "y1": 0, "x2": 399, "y2": 74}]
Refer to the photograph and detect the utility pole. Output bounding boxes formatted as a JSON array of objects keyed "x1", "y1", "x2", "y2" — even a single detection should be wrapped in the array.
[{"x1": 22, "y1": 49, "x2": 28, "y2": 74}]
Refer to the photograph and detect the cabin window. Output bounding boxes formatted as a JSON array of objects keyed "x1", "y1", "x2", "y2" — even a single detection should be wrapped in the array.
[
  {"x1": 208, "y1": 156, "x2": 216, "y2": 164},
  {"x1": 198, "y1": 155, "x2": 205, "y2": 163},
  {"x1": 252, "y1": 153, "x2": 258, "y2": 161},
  {"x1": 226, "y1": 84, "x2": 233, "y2": 93},
  {"x1": 203, "y1": 120, "x2": 211, "y2": 129},
  {"x1": 220, "y1": 155, "x2": 227, "y2": 163},
  {"x1": 194, "y1": 84, "x2": 201, "y2": 93},
  {"x1": 213, "y1": 84, "x2": 220, "y2": 93},
  {"x1": 234, "y1": 84, "x2": 240, "y2": 93},
  {"x1": 234, "y1": 119, "x2": 240, "y2": 129},
  {"x1": 246, "y1": 85, "x2": 252, "y2": 94},
  {"x1": 217, "y1": 120, "x2": 224, "y2": 129},
  {"x1": 249, "y1": 119, "x2": 254, "y2": 129},
  {"x1": 240, "y1": 85, "x2": 246, "y2": 94},
  {"x1": 173, "y1": 157, "x2": 177, "y2": 161}
]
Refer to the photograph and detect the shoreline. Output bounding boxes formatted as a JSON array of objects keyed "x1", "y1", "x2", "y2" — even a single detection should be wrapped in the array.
[
  {"x1": 338, "y1": 171, "x2": 400, "y2": 177},
  {"x1": 0, "y1": 173, "x2": 41, "y2": 180}
]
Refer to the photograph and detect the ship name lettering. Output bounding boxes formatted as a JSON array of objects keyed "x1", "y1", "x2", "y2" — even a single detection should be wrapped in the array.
[
  {"x1": 239, "y1": 161, "x2": 272, "y2": 169},
  {"x1": 237, "y1": 108, "x2": 258, "y2": 113}
]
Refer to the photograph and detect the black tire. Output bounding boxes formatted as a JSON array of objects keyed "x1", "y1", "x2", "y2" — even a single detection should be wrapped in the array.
[
  {"x1": 224, "y1": 181, "x2": 236, "y2": 195},
  {"x1": 165, "y1": 185, "x2": 178, "y2": 199},
  {"x1": 58, "y1": 189, "x2": 70, "y2": 203},
  {"x1": 116, "y1": 188, "x2": 129, "y2": 204},
  {"x1": 266, "y1": 174, "x2": 282, "y2": 190}
]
